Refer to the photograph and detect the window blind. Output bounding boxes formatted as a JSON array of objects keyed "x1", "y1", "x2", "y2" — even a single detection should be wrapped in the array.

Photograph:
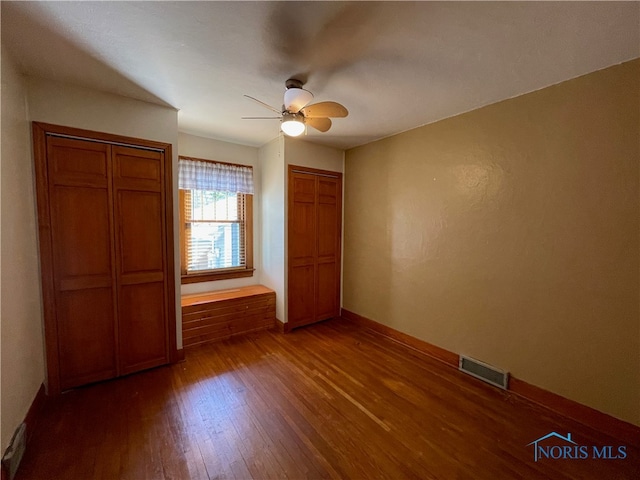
[{"x1": 183, "y1": 190, "x2": 246, "y2": 273}]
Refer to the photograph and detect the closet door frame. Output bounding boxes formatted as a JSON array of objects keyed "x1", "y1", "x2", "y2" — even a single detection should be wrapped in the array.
[
  {"x1": 33, "y1": 122, "x2": 178, "y2": 395},
  {"x1": 287, "y1": 164, "x2": 342, "y2": 329}
]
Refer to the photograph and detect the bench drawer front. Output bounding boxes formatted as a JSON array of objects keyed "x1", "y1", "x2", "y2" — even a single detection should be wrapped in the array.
[{"x1": 182, "y1": 288, "x2": 275, "y2": 348}]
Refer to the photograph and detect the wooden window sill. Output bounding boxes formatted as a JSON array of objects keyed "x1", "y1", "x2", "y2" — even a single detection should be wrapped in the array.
[{"x1": 181, "y1": 268, "x2": 255, "y2": 284}]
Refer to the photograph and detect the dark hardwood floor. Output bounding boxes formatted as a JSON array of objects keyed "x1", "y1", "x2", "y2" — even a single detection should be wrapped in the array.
[{"x1": 17, "y1": 319, "x2": 639, "y2": 479}]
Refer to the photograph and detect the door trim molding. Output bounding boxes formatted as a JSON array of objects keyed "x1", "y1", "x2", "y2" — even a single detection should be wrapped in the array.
[
  {"x1": 289, "y1": 165, "x2": 342, "y2": 178},
  {"x1": 32, "y1": 122, "x2": 178, "y2": 394}
]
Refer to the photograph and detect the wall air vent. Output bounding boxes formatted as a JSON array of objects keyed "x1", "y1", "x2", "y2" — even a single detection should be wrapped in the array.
[
  {"x1": 459, "y1": 355, "x2": 509, "y2": 389},
  {"x1": 2, "y1": 422, "x2": 26, "y2": 480}
]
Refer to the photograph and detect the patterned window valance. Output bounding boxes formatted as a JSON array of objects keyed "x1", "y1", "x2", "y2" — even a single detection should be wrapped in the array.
[{"x1": 178, "y1": 157, "x2": 254, "y2": 194}]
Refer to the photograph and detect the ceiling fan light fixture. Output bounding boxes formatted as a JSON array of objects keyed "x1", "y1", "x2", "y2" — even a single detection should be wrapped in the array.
[{"x1": 281, "y1": 113, "x2": 305, "y2": 137}]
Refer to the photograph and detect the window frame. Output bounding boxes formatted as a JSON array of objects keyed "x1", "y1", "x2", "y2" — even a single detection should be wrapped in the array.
[{"x1": 178, "y1": 157, "x2": 254, "y2": 284}]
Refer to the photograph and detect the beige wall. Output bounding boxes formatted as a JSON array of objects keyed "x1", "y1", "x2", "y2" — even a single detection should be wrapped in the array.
[
  {"x1": 25, "y1": 77, "x2": 183, "y2": 347},
  {"x1": 343, "y1": 60, "x2": 640, "y2": 426},
  {"x1": 260, "y1": 137, "x2": 286, "y2": 321},
  {"x1": 179, "y1": 132, "x2": 261, "y2": 295},
  {"x1": 1, "y1": 49, "x2": 46, "y2": 451},
  {"x1": 284, "y1": 137, "x2": 344, "y2": 173},
  {"x1": 26, "y1": 77, "x2": 179, "y2": 145}
]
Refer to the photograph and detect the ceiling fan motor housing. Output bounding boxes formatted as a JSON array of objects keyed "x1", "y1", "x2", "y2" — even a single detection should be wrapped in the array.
[
  {"x1": 282, "y1": 112, "x2": 304, "y2": 123},
  {"x1": 285, "y1": 78, "x2": 304, "y2": 89}
]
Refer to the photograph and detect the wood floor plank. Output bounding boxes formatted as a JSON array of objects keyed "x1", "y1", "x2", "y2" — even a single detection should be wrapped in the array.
[{"x1": 16, "y1": 319, "x2": 639, "y2": 480}]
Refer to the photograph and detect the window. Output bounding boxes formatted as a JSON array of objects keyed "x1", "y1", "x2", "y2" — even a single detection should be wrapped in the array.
[{"x1": 178, "y1": 157, "x2": 254, "y2": 283}]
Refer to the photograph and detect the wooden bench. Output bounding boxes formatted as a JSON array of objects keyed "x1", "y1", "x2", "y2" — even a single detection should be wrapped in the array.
[{"x1": 181, "y1": 285, "x2": 276, "y2": 348}]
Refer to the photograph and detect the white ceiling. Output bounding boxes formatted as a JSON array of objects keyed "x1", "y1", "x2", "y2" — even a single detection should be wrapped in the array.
[{"x1": 2, "y1": 1, "x2": 639, "y2": 150}]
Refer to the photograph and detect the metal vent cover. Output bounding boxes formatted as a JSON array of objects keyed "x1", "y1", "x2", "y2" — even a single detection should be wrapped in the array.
[
  {"x1": 2, "y1": 423, "x2": 26, "y2": 480},
  {"x1": 459, "y1": 355, "x2": 509, "y2": 389}
]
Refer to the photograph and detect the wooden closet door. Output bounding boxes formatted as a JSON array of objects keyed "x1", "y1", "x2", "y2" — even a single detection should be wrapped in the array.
[
  {"x1": 288, "y1": 166, "x2": 342, "y2": 329},
  {"x1": 46, "y1": 137, "x2": 118, "y2": 390},
  {"x1": 289, "y1": 172, "x2": 317, "y2": 327},
  {"x1": 315, "y1": 176, "x2": 341, "y2": 321},
  {"x1": 112, "y1": 146, "x2": 170, "y2": 374},
  {"x1": 35, "y1": 123, "x2": 176, "y2": 394}
]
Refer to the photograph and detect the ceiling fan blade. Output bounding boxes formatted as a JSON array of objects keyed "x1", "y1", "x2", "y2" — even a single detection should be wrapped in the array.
[
  {"x1": 241, "y1": 117, "x2": 281, "y2": 120},
  {"x1": 306, "y1": 117, "x2": 332, "y2": 133},
  {"x1": 300, "y1": 101, "x2": 348, "y2": 118},
  {"x1": 243, "y1": 95, "x2": 281, "y2": 114},
  {"x1": 284, "y1": 88, "x2": 314, "y2": 113}
]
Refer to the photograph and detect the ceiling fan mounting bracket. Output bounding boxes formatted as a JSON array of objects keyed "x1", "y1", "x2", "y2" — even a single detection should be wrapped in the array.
[{"x1": 285, "y1": 78, "x2": 304, "y2": 89}]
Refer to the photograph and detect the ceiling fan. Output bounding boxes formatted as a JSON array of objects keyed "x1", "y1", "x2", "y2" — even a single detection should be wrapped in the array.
[{"x1": 243, "y1": 79, "x2": 348, "y2": 136}]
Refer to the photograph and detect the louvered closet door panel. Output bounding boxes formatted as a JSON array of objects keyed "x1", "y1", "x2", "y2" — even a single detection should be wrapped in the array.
[
  {"x1": 112, "y1": 146, "x2": 169, "y2": 374},
  {"x1": 47, "y1": 137, "x2": 117, "y2": 389}
]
